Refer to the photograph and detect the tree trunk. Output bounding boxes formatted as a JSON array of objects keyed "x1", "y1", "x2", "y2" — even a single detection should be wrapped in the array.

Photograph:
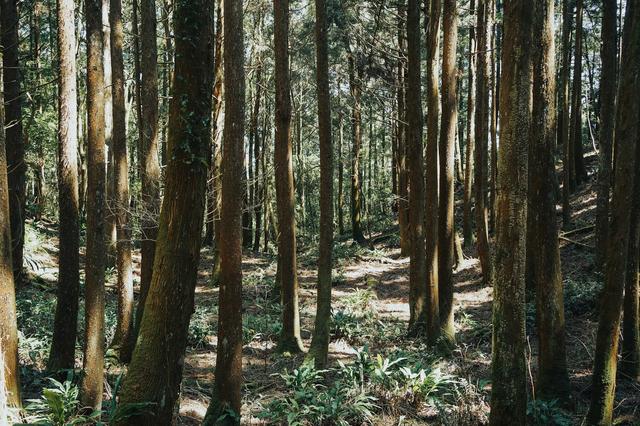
[
  {"x1": 348, "y1": 53, "x2": 367, "y2": 246},
  {"x1": 252, "y1": 51, "x2": 264, "y2": 252},
  {"x1": 274, "y1": 0, "x2": 303, "y2": 353},
  {"x1": 48, "y1": 0, "x2": 80, "y2": 373},
  {"x1": 474, "y1": 0, "x2": 492, "y2": 285},
  {"x1": 338, "y1": 111, "x2": 345, "y2": 236},
  {"x1": 103, "y1": 0, "x2": 116, "y2": 262},
  {"x1": 211, "y1": 0, "x2": 224, "y2": 282},
  {"x1": 595, "y1": 0, "x2": 617, "y2": 268},
  {"x1": 0, "y1": 50, "x2": 21, "y2": 409},
  {"x1": 1, "y1": 0, "x2": 26, "y2": 281},
  {"x1": 463, "y1": 0, "x2": 476, "y2": 249},
  {"x1": 570, "y1": 0, "x2": 587, "y2": 186},
  {"x1": 113, "y1": 0, "x2": 214, "y2": 422},
  {"x1": 587, "y1": 2, "x2": 640, "y2": 423},
  {"x1": 438, "y1": 0, "x2": 457, "y2": 344},
  {"x1": 561, "y1": 0, "x2": 573, "y2": 227},
  {"x1": 490, "y1": 0, "x2": 532, "y2": 423},
  {"x1": 527, "y1": 0, "x2": 570, "y2": 402},
  {"x1": 108, "y1": 0, "x2": 134, "y2": 357},
  {"x1": 397, "y1": 2, "x2": 410, "y2": 257},
  {"x1": 81, "y1": 0, "x2": 107, "y2": 409},
  {"x1": 307, "y1": 0, "x2": 334, "y2": 368},
  {"x1": 205, "y1": 0, "x2": 244, "y2": 421}
]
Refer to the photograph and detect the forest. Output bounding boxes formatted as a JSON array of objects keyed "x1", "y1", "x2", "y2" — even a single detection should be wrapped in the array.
[{"x1": 0, "y1": 0, "x2": 638, "y2": 424}]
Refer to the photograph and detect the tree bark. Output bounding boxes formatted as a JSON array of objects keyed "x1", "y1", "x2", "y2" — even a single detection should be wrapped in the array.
[
  {"x1": 463, "y1": 0, "x2": 476, "y2": 249},
  {"x1": 561, "y1": 0, "x2": 573, "y2": 227},
  {"x1": 205, "y1": 0, "x2": 244, "y2": 421},
  {"x1": 113, "y1": 0, "x2": 214, "y2": 422},
  {"x1": 307, "y1": 0, "x2": 334, "y2": 368},
  {"x1": 397, "y1": 1, "x2": 410, "y2": 257},
  {"x1": 1, "y1": 0, "x2": 26, "y2": 281},
  {"x1": 595, "y1": 0, "x2": 617, "y2": 268},
  {"x1": 527, "y1": 0, "x2": 570, "y2": 402},
  {"x1": 587, "y1": 1, "x2": 640, "y2": 423},
  {"x1": 490, "y1": 0, "x2": 532, "y2": 423},
  {"x1": 438, "y1": 0, "x2": 457, "y2": 344},
  {"x1": 48, "y1": 0, "x2": 80, "y2": 373},
  {"x1": 81, "y1": 0, "x2": 107, "y2": 409},
  {"x1": 211, "y1": 0, "x2": 224, "y2": 283},
  {"x1": 274, "y1": 0, "x2": 303, "y2": 353},
  {"x1": 570, "y1": 0, "x2": 587, "y2": 186}
]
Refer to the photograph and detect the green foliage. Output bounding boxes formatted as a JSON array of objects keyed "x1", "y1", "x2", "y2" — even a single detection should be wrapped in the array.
[
  {"x1": 563, "y1": 277, "x2": 603, "y2": 317},
  {"x1": 187, "y1": 305, "x2": 218, "y2": 348},
  {"x1": 527, "y1": 399, "x2": 572, "y2": 426},
  {"x1": 25, "y1": 378, "x2": 100, "y2": 425}
]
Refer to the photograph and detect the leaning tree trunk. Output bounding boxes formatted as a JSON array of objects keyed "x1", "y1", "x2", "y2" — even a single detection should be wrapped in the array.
[
  {"x1": 1, "y1": 0, "x2": 26, "y2": 281},
  {"x1": 307, "y1": 0, "x2": 334, "y2": 368},
  {"x1": 48, "y1": 0, "x2": 80, "y2": 373},
  {"x1": 113, "y1": 0, "x2": 214, "y2": 422},
  {"x1": 527, "y1": 0, "x2": 570, "y2": 402},
  {"x1": 489, "y1": 0, "x2": 532, "y2": 423},
  {"x1": 274, "y1": 0, "x2": 303, "y2": 354},
  {"x1": 595, "y1": 0, "x2": 617, "y2": 268},
  {"x1": 108, "y1": 0, "x2": 134, "y2": 357},
  {"x1": 438, "y1": 0, "x2": 457, "y2": 344},
  {"x1": 587, "y1": 1, "x2": 640, "y2": 423},
  {"x1": 0, "y1": 51, "x2": 21, "y2": 410},
  {"x1": 81, "y1": 0, "x2": 107, "y2": 410},
  {"x1": 205, "y1": 0, "x2": 245, "y2": 421}
]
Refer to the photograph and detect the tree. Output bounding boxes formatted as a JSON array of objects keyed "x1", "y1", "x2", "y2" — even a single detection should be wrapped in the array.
[
  {"x1": 595, "y1": 0, "x2": 617, "y2": 267},
  {"x1": 490, "y1": 0, "x2": 532, "y2": 422},
  {"x1": 0, "y1": 55, "x2": 21, "y2": 409},
  {"x1": 570, "y1": 0, "x2": 587, "y2": 186},
  {"x1": 1, "y1": 0, "x2": 26, "y2": 281},
  {"x1": 307, "y1": 0, "x2": 334, "y2": 368},
  {"x1": 109, "y1": 0, "x2": 134, "y2": 356},
  {"x1": 425, "y1": 0, "x2": 441, "y2": 338},
  {"x1": 113, "y1": 0, "x2": 214, "y2": 421},
  {"x1": 560, "y1": 0, "x2": 573, "y2": 227},
  {"x1": 527, "y1": 0, "x2": 570, "y2": 402},
  {"x1": 438, "y1": 0, "x2": 458, "y2": 343},
  {"x1": 588, "y1": 2, "x2": 640, "y2": 422},
  {"x1": 474, "y1": 0, "x2": 492, "y2": 284},
  {"x1": 274, "y1": 0, "x2": 304, "y2": 353},
  {"x1": 205, "y1": 0, "x2": 245, "y2": 421},
  {"x1": 81, "y1": 0, "x2": 107, "y2": 409},
  {"x1": 463, "y1": 0, "x2": 476, "y2": 249},
  {"x1": 48, "y1": 0, "x2": 80, "y2": 372},
  {"x1": 397, "y1": 1, "x2": 410, "y2": 256}
]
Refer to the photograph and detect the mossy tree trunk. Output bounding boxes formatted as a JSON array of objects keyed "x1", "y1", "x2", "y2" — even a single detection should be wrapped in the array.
[
  {"x1": 113, "y1": 0, "x2": 214, "y2": 422},
  {"x1": 489, "y1": 0, "x2": 532, "y2": 423}
]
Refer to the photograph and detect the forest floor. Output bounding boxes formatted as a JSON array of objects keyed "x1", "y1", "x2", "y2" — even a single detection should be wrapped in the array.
[{"x1": 16, "y1": 151, "x2": 640, "y2": 425}]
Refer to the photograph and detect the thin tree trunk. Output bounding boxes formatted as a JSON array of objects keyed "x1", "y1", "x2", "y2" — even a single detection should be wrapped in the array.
[
  {"x1": 274, "y1": 0, "x2": 303, "y2": 353},
  {"x1": 113, "y1": 0, "x2": 214, "y2": 421},
  {"x1": 81, "y1": 0, "x2": 107, "y2": 409},
  {"x1": 338, "y1": 111, "x2": 345, "y2": 236},
  {"x1": 587, "y1": 2, "x2": 640, "y2": 422},
  {"x1": 528, "y1": 0, "x2": 570, "y2": 402},
  {"x1": 490, "y1": 0, "x2": 532, "y2": 422},
  {"x1": 561, "y1": 0, "x2": 573, "y2": 227},
  {"x1": 211, "y1": 0, "x2": 224, "y2": 282},
  {"x1": 103, "y1": 0, "x2": 116, "y2": 262},
  {"x1": 397, "y1": 2, "x2": 410, "y2": 257},
  {"x1": 348, "y1": 53, "x2": 367, "y2": 245},
  {"x1": 205, "y1": 0, "x2": 244, "y2": 420},
  {"x1": 463, "y1": 0, "x2": 476, "y2": 249},
  {"x1": 48, "y1": 0, "x2": 80, "y2": 373},
  {"x1": 571, "y1": 0, "x2": 587, "y2": 185},
  {"x1": 307, "y1": 0, "x2": 333, "y2": 368},
  {"x1": 595, "y1": 0, "x2": 617, "y2": 268},
  {"x1": 438, "y1": 0, "x2": 457, "y2": 344}
]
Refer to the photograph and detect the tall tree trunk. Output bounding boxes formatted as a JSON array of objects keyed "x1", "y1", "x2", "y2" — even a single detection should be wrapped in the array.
[
  {"x1": 397, "y1": 1, "x2": 410, "y2": 257},
  {"x1": 348, "y1": 54, "x2": 367, "y2": 245},
  {"x1": 48, "y1": 0, "x2": 80, "y2": 373},
  {"x1": 274, "y1": 0, "x2": 303, "y2": 353},
  {"x1": 252, "y1": 53, "x2": 263, "y2": 252},
  {"x1": 489, "y1": 2, "x2": 498, "y2": 231},
  {"x1": 570, "y1": 0, "x2": 587, "y2": 185},
  {"x1": 109, "y1": 0, "x2": 134, "y2": 357},
  {"x1": 307, "y1": 0, "x2": 333, "y2": 368},
  {"x1": 0, "y1": 51, "x2": 21, "y2": 409},
  {"x1": 474, "y1": 0, "x2": 492, "y2": 284},
  {"x1": 587, "y1": 2, "x2": 640, "y2": 423},
  {"x1": 103, "y1": 0, "x2": 117, "y2": 261},
  {"x1": 205, "y1": 0, "x2": 244, "y2": 420},
  {"x1": 211, "y1": 0, "x2": 224, "y2": 283},
  {"x1": 463, "y1": 0, "x2": 476, "y2": 249},
  {"x1": 528, "y1": 0, "x2": 570, "y2": 402},
  {"x1": 490, "y1": 0, "x2": 532, "y2": 423},
  {"x1": 132, "y1": 0, "x2": 162, "y2": 357},
  {"x1": 81, "y1": 0, "x2": 107, "y2": 409},
  {"x1": 113, "y1": 0, "x2": 214, "y2": 422},
  {"x1": 561, "y1": 0, "x2": 573, "y2": 227},
  {"x1": 595, "y1": 0, "x2": 617, "y2": 268},
  {"x1": 438, "y1": 0, "x2": 457, "y2": 344},
  {"x1": 1, "y1": 0, "x2": 26, "y2": 281}
]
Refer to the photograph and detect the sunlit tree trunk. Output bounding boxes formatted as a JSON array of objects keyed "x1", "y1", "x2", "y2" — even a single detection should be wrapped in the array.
[
  {"x1": 307, "y1": 0, "x2": 334, "y2": 368},
  {"x1": 211, "y1": 0, "x2": 224, "y2": 283},
  {"x1": 587, "y1": 2, "x2": 640, "y2": 423},
  {"x1": 113, "y1": 0, "x2": 214, "y2": 422},
  {"x1": 48, "y1": 0, "x2": 80, "y2": 373},
  {"x1": 81, "y1": 0, "x2": 107, "y2": 409},
  {"x1": 490, "y1": 0, "x2": 532, "y2": 422}
]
